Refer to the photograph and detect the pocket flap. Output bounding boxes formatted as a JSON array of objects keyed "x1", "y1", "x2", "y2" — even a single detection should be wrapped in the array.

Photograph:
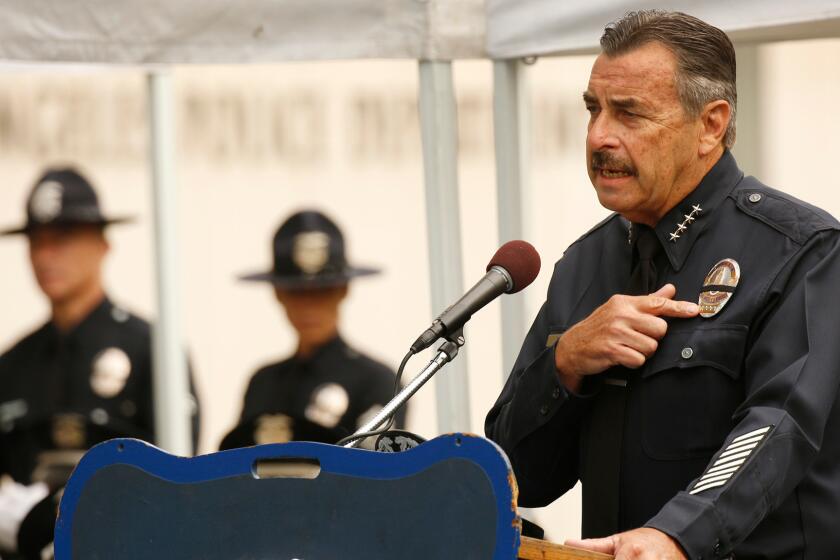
[{"x1": 643, "y1": 324, "x2": 749, "y2": 379}]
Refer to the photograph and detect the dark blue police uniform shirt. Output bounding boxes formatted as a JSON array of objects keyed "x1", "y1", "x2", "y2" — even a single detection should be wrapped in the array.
[
  {"x1": 0, "y1": 297, "x2": 200, "y2": 484},
  {"x1": 221, "y1": 335, "x2": 402, "y2": 449},
  {"x1": 486, "y1": 151, "x2": 840, "y2": 559}
]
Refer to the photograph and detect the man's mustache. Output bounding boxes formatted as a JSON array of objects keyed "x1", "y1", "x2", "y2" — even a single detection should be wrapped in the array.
[{"x1": 591, "y1": 151, "x2": 636, "y2": 175}]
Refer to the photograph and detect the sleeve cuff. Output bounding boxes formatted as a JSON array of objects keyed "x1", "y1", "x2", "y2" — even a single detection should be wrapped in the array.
[
  {"x1": 504, "y1": 345, "x2": 597, "y2": 447},
  {"x1": 645, "y1": 492, "x2": 728, "y2": 560}
]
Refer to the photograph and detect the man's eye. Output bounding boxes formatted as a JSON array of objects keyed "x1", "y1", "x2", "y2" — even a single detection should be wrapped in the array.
[
  {"x1": 585, "y1": 105, "x2": 598, "y2": 114},
  {"x1": 621, "y1": 110, "x2": 637, "y2": 118}
]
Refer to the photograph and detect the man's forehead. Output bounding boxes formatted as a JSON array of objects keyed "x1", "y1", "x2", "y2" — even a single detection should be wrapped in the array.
[
  {"x1": 586, "y1": 42, "x2": 678, "y2": 99},
  {"x1": 28, "y1": 224, "x2": 102, "y2": 240}
]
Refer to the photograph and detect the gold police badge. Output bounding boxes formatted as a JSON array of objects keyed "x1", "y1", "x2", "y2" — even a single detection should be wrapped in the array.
[
  {"x1": 52, "y1": 413, "x2": 86, "y2": 449},
  {"x1": 699, "y1": 258, "x2": 740, "y2": 318},
  {"x1": 254, "y1": 413, "x2": 294, "y2": 444}
]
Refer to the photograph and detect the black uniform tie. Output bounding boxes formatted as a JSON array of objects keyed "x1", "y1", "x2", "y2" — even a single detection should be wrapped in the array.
[
  {"x1": 627, "y1": 225, "x2": 661, "y2": 295},
  {"x1": 582, "y1": 224, "x2": 661, "y2": 538}
]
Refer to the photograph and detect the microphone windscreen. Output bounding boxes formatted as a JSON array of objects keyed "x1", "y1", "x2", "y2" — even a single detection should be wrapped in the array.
[{"x1": 486, "y1": 240, "x2": 541, "y2": 293}]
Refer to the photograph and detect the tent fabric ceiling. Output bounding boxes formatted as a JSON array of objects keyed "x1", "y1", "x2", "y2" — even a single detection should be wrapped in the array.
[
  {"x1": 0, "y1": 0, "x2": 485, "y2": 64},
  {"x1": 0, "y1": 0, "x2": 839, "y2": 64},
  {"x1": 487, "y1": 0, "x2": 840, "y2": 59}
]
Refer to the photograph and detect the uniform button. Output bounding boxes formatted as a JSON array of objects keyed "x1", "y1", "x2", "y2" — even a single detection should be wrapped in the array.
[
  {"x1": 552, "y1": 387, "x2": 561, "y2": 399},
  {"x1": 681, "y1": 347, "x2": 694, "y2": 359},
  {"x1": 90, "y1": 408, "x2": 109, "y2": 425},
  {"x1": 111, "y1": 307, "x2": 130, "y2": 323},
  {"x1": 539, "y1": 404, "x2": 549, "y2": 415},
  {"x1": 748, "y1": 193, "x2": 762, "y2": 203},
  {"x1": 713, "y1": 540, "x2": 721, "y2": 555},
  {"x1": 121, "y1": 400, "x2": 137, "y2": 417}
]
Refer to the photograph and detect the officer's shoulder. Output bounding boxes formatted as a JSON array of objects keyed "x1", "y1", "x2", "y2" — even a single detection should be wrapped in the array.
[
  {"x1": 340, "y1": 344, "x2": 397, "y2": 379},
  {"x1": 0, "y1": 321, "x2": 51, "y2": 365},
  {"x1": 731, "y1": 177, "x2": 840, "y2": 244},
  {"x1": 566, "y1": 212, "x2": 625, "y2": 251},
  {"x1": 248, "y1": 359, "x2": 289, "y2": 385},
  {"x1": 107, "y1": 303, "x2": 151, "y2": 339}
]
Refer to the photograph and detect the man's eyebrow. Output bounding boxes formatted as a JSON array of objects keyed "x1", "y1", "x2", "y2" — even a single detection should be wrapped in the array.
[
  {"x1": 610, "y1": 97, "x2": 645, "y2": 111},
  {"x1": 582, "y1": 92, "x2": 598, "y2": 105}
]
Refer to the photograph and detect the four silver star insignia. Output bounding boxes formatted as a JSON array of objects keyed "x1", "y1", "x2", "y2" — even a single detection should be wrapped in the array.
[{"x1": 669, "y1": 204, "x2": 702, "y2": 242}]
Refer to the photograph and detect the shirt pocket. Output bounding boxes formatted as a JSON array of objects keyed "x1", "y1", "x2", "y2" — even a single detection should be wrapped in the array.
[{"x1": 640, "y1": 324, "x2": 748, "y2": 461}]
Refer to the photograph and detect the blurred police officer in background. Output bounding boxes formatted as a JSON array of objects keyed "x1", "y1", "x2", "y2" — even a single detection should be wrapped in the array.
[
  {"x1": 220, "y1": 210, "x2": 403, "y2": 450},
  {"x1": 0, "y1": 167, "x2": 200, "y2": 560}
]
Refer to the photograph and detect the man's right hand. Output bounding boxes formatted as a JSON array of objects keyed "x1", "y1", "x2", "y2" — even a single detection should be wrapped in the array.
[{"x1": 554, "y1": 283, "x2": 699, "y2": 392}]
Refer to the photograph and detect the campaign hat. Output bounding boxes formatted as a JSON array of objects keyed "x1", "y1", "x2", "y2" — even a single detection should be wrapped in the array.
[
  {"x1": 240, "y1": 210, "x2": 379, "y2": 289},
  {"x1": 1, "y1": 167, "x2": 132, "y2": 236}
]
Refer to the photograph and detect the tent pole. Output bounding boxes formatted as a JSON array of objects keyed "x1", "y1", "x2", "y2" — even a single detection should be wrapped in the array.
[
  {"x1": 417, "y1": 60, "x2": 471, "y2": 433},
  {"x1": 492, "y1": 58, "x2": 531, "y2": 379},
  {"x1": 148, "y1": 70, "x2": 193, "y2": 456},
  {"x1": 733, "y1": 44, "x2": 764, "y2": 177}
]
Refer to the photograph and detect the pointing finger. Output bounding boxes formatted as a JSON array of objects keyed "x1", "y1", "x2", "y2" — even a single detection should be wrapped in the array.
[
  {"x1": 650, "y1": 283, "x2": 676, "y2": 299},
  {"x1": 640, "y1": 295, "x2": 699, "y2": 317}
]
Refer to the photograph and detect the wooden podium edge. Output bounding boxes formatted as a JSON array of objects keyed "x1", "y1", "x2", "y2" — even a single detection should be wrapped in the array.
[{"x1": 518, "y1": 536, "x2": 613, "y2": 559}]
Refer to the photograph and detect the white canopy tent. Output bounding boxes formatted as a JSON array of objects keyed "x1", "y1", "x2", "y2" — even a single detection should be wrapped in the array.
[
  {"x1": 488, "y1": 1, "x2": 840, "y2": 58},
  {"x1": 2, "y1": 0, "x2": 839, "y2": 455}
]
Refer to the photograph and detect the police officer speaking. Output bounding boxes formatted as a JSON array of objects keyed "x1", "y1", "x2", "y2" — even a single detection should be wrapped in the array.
[
  {"x1": 0, "y1": 168, "x2": 200, "y2": 560},
  {"x1": 220, "y1": 210, "x2": 403, "y2": 450},
  {"x1": 486, "y1": 11, "x2": 840, "y2": 560}
]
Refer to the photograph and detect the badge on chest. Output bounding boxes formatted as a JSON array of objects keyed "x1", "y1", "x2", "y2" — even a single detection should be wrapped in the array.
[{"x1": 699, "y1": 258, "x2": 740, "y2": 318}]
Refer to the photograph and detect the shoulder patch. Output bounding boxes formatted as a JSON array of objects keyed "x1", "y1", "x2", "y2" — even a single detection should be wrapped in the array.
[{"x1": 732, "y1": 177, "x2": 840, "y2": 245}]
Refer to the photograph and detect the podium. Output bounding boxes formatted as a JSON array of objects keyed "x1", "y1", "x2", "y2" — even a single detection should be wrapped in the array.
[{"x1": 55, "y1": 434, "x2": 610, "y2": 559}]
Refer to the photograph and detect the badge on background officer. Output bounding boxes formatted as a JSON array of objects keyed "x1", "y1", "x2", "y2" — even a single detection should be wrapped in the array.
[
  {"x1": 220, "y1": 210, "x2": 404, "y2": 450},
  {"x1": 485, "y1": 10, "x2": 840, "y2": 560},
  {"x1": 0, "y1": 167, "x2": 201, "y2": 560}
]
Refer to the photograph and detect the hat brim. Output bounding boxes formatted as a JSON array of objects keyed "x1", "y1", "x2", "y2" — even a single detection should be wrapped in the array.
[
  {"x1": 0, "y1": 216, "x2": 135, "y2": 237},
  {"x1": 239, "y1": 266, "x2": 380, "y2": 288}
]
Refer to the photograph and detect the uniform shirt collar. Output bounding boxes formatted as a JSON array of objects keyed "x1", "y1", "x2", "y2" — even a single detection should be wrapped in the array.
[
  {"x1": 650, "y1": 150, "x2": 744, "y2": 272},
  {"x1": 295, "y1": 334, "x2": 345, "y2": 365},
  {"x1": 50, "y1": 296, "x2": 113, "y2": 342}
]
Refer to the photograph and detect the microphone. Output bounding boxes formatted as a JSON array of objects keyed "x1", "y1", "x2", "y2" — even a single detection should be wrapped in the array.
[{"x1": 410, "y1": 240, "x2": 541, "y2": 353}]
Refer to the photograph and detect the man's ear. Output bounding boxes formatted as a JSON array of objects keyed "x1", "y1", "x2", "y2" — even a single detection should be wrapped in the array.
[
  {"x1": 95, "y1": 227, "x2": 111, "y2": 256},
  {"x1": 698, "y1": 100, "x2": 731, "y2": 156}
]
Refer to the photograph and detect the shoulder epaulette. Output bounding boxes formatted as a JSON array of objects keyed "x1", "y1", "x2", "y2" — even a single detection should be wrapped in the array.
[{"x1": 732, "y1": 176, "x2": 840, "y2": 245}]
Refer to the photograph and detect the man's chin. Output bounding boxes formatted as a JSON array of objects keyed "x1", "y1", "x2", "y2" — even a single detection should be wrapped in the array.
[
  {"x1": 594, "y1": 188, "x2": 638, "y2": 215},
  {"x1": 37, "y1": 283, "x2": 68, "y2": 302}
]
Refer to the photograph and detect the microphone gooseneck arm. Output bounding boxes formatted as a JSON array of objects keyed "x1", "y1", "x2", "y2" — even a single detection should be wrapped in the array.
[{"x1": 342, "y1": 330, "x2": 465, "y2": 448}]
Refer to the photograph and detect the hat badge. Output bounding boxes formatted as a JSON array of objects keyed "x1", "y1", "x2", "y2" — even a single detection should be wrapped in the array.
[
  {"x1": 699, "y1": 258, "x2": 740, "y2": 318},
  {"x1": 292, "y1": 231, "x2": 330, "y2": 275},
  {"x1": 30, "y1": 180, "x2": 64, "y2": 223}
]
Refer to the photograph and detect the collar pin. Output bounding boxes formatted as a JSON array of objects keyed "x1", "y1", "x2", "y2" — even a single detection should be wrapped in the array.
[{"x1": 669, "y1": 204, "x2": 702, "y2": 243}]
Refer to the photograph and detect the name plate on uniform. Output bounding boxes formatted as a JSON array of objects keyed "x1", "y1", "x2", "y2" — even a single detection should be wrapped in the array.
[{"x1": 55, "y1": 434, "x2": 520, "y2": 559}]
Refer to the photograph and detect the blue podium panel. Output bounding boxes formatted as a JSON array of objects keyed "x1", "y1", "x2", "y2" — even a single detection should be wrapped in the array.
[{"x1": 55, "y1": 434, "x2": 521, "y2": 559}]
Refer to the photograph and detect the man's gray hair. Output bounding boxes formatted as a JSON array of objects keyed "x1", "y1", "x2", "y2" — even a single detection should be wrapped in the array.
[{"x1": 600, "y1": 10, "x2": 737, "y2": 148}]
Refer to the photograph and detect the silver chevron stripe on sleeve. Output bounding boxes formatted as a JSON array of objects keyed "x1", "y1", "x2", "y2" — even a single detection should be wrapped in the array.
[{"x1": 689, "y1": 426, "x2": 772, "y2": 495}]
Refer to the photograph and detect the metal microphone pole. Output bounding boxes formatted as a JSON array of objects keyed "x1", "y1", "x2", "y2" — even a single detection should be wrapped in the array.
[{"x1": 342, "y1": 331, "x2": 465, "y2": 448}]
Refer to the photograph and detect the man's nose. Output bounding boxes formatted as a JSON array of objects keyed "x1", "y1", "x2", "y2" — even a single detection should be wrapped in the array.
[{"x1": 587, "y1": 113, "x2": 620, "y2": 151}]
